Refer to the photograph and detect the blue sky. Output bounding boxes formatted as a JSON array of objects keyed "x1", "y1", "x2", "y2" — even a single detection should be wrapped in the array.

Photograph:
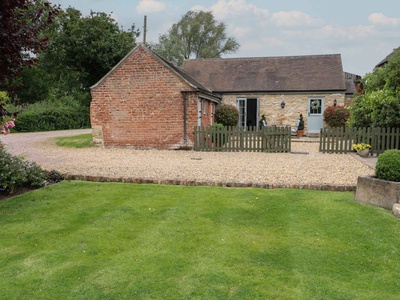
[{"x1": 54, "y1": 0, "x2": 400, "y2": 76}]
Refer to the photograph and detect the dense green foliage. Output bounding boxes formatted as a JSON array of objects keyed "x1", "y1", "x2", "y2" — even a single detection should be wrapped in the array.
[
  {"x1": 375, "y1": 149, "x2": 400, "y2": 182},
  {"x1": 0, "y1": 91, "x2": 16, "y2": 122},
  {"x1": 152, "y1": 10, "x2": 239, "y2": 66},
  {"x1": 210, "y1": 123, "x2": 226, "y2": 145},
  {"x1": 40, "y1": 7, "x2": 139, "y2": 92},
  {"x1": 323, "y1": 105, "x2": 350, "y2": 127},
  {"x1": 3, "y1": 6, "x2": 139, "y2": 132},
  {"x1": 349, "y1": 50, "x2": 400, "y2": 127},
  {"x1": 1, "y1": 182, "x2": 400, "y2": 299},
  {"x1": 14, "y1": 97, "x2": 90, "y2": 132},
  {"x1": 0, "y1": 144, "x2": 46, "y2": 193},
  {"x1": 215, "y1": 104, "x2": 239, "y2": 126}
]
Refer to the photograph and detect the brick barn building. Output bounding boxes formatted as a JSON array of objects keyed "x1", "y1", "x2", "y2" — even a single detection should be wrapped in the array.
[
  {"x1": 90, "y1": 44, "x2": 220, "y2": 149},
  {"x1": 91, "y1": 43, "x2": 357, "y2": 149}
]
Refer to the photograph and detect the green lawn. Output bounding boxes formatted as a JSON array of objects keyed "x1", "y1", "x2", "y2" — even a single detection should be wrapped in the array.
[
  {"x1": 1, "y1": 181, "x2": 399, "y2": 299},
  {"x1": 55, "y1": 133, "x2": 92, "y2": 148}
]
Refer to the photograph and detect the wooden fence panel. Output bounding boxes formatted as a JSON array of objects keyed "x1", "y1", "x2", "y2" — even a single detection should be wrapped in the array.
[
  {"x1": 194, "y1": 126, "x2": 291, "y2": 152},
  {"x1": 319, "y1": 127, "x2": 400, "y2": 155}
]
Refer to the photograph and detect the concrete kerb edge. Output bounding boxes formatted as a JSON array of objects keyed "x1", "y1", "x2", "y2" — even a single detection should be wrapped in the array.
[
  {"x1": 62, "y1": 174, "x2": 356, "y2": 192},
  {"x1": 348, "y1": 152, "x2": 377, "y2": 170}
]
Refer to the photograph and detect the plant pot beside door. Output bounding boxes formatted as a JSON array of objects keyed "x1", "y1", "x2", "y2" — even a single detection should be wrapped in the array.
[{"x1": 296, "y1": 114, "x2": 304, "y2": 137}]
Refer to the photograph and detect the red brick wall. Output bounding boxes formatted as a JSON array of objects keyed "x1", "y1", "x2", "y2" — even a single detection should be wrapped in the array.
[{"x1": 90, "y1": 45, "x2": 211, "y2": 149}]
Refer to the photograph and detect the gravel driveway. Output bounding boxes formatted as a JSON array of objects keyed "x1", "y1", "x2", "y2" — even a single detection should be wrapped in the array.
[{"x1": 1, "y1": 129, "x2": 374, "y2": 189}]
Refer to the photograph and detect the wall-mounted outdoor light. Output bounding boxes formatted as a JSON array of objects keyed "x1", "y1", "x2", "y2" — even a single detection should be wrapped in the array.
[
  {"x1": 333, "y1": 99, "x2": 337, "y2": 106},
  {"x1": 281, "y1": 101, "x2": 285, "y2": 109}
]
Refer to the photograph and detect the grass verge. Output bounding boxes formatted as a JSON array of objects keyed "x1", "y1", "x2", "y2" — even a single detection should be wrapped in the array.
[
  {"x1": 1, "y1": 181, "x2": 399, "y2": 299},
  {"x1": 55, "y1": 133, "x2": 92, "y2": 148}
]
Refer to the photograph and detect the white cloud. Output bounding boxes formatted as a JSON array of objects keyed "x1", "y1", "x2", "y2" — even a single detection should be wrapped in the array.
[
  {"x1": 322, "y1": 25, "x2": 375, "y2": 40},
  {"x1": 193, "y1": 0, "x2": 268, "y2": 20},
  {"x1": 271, "y1": 10, "x2": 323, "y2": 27},
  {"x1": 368, "y1": 13, "x2": 400, "y2": 26},
  {"x1": 211, "y1": 0, "x2": 269, "y2": 19},
  {"x1": 136, "y1": 0, "x2": 166, "y2": 14},
  {"x1": 232, "y1": 26, "x2": 253, "y2": 38},
  {"x1": 283, "y1": 24, "x2": 375, "y2": 41}
]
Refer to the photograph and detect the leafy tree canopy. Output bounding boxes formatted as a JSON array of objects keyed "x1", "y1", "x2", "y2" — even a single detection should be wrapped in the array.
[
  {"x1": 349, "y1": 49, "x2": 400, "y2": 128},
  {"x1": 152, "y1": 10, "x2": 240, "y2": 66},
  {"x1": 0, "y1": 0, "x2": 59, "y2": 87},
  {"x1": 41, "y1": 7, "x2": 140, "y2": 91}
]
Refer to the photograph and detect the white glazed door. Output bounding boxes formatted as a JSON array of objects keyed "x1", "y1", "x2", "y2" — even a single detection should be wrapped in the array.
[{"x1": 307, "y1": 98, "x2": 325, "y2": 133}]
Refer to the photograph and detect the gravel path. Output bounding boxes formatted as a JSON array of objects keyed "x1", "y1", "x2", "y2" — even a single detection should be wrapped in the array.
[{"x1": 1, "y1": 129, "x2": 374, "y2": 188}]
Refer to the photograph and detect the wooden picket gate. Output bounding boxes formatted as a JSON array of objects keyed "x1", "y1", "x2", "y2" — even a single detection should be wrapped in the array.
[
  {"x1": 319, "y1": 127, "x2": 400, "y2": 155},
  {"x1": 193, "y1": 126, "x2": 291, "y2": 152}
]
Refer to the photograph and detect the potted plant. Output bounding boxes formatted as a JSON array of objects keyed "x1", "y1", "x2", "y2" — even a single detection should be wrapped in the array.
[
  {"x1": 297, "y1": 114, "x2": 304, "y2": 137},
  {"x1": 259, "y1": 114, "x2": 267, "y2": 129},
  {"x1": 353, "y1": 143, "x2": 371, "y2": 157}
]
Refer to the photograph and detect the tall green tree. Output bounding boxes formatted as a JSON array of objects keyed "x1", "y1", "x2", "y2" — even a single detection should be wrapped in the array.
[
  {"x1": 152, "y1": 10, "x2": 239, "y2": 66},
  {"x1": 349, "y1": 50, "x2": 400, "y2": 128},
  {"x1": 14, "y1": 7, "x2": 140, "y2": 105},
  {"x1": 42, "y1": 7, "x2": 140, "y2": 93}
]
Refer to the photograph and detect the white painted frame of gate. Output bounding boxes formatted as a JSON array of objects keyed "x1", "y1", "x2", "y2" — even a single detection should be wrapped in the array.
[{"x1": 307, "y1": 97, "x2": 325, "y2": 133}]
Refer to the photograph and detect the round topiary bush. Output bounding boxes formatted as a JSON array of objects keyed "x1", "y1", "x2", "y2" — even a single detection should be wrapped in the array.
[
  {"x1": 215, "y1": 104, "x2": 239, "y2": 127},
  {"x1": 375, "y1": 149, "x2": 400, "y2": 182},
  {"x1": 323, "y1": 105, "x2": 350, "y2": 127}
]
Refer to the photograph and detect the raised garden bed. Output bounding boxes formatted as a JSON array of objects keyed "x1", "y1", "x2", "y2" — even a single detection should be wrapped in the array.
[{"x1": 356, "y1": 175, "x2": 400, "y2": 215}]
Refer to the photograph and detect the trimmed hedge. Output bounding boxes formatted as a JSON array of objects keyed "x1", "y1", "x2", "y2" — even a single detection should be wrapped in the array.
[
  {"x1": 375, "y1": 149, "x2": 400, "y2": 182},
  {"x1": 14, "y1": 97, "x2": 90, "y2": 132}
]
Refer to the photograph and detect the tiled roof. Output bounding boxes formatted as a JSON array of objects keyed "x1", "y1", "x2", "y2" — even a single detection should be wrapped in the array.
[
  {"x1": 375, "y1": 46, "x2": 400, "y2": 68},
  {"x1": 150, "y1": 48, "x2": 213, "y2": 93},
  {"x1": 181, "y1": 54, "x2": 346, "y2": 93}
]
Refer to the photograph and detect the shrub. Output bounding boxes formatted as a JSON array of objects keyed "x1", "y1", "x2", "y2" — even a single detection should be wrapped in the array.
[
  {"x1": 375, "y1": 149, "x2": 400, "y2": 182},
  {"x1": 323, "y1": 106, "x2": 350, "y2": 127},
  {"x1": 45, "y1": 170, "x2": 64, "y2": 184},
  {"x1": 0, "y1": 144, "x2": 47, "y2": 194},
  {"x1": 210, "y1": 123, "x2": 226, "y2": 146},
  {"x1": 14, "y1": 96, "x2": 90, "y2": 132},
  {"x1": 215, "y1": 104, "x2": 239, "y2": 127}
]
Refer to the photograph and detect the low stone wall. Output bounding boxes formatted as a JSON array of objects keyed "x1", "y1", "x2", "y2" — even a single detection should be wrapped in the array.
[{"x1": 355, "y1": 176, "x2": 400, "y2": 211}]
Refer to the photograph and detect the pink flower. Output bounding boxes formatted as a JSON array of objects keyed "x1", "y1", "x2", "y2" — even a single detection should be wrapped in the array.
[
  {"x1": 5, "y1": 120, "x2": 15, "y2": 128},
  {"x1": 1, "y1": 126, "x2": 10, "y2": 135},
  {"x1": 1, "y1": 119, "x2": 15, "y2": 135}
]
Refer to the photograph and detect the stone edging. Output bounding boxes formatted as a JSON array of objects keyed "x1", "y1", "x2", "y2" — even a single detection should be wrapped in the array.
[{"x1": 63, "y1": 174, "x2": 356, "y2": 192}]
